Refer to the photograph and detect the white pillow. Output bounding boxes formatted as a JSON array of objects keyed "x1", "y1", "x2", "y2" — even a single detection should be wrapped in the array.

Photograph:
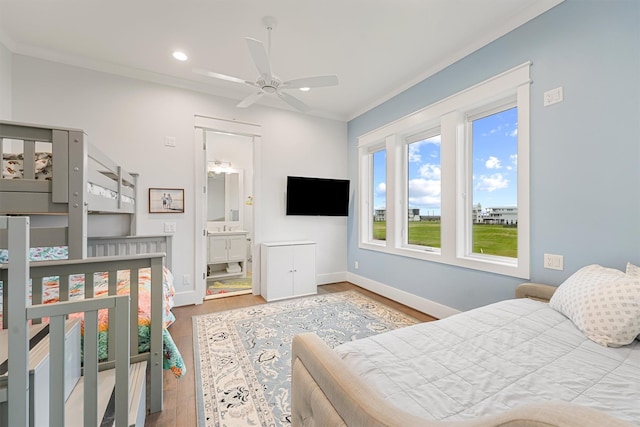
[
  {"x1": 625, "y1": 262, "x2": 640, "y2": 341},
  {"x1": 549, "y1": 264, "x2": 640, "y2": 347},
  {"x1": 626, "y1": 262, "x2": 640, "y2": 277}
]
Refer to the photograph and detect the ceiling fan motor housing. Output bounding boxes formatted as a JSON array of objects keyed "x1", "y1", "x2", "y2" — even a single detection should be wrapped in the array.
[{"x1": 258, "y1": 76, "x2": 281, "y2": 93}]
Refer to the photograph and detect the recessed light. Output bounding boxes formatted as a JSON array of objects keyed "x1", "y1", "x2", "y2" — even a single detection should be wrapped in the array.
[
  {"x1": 172, "y1": 51, "x2": 188, "y2": 61},
  {"x1": 299, "y1": 87, "x2": 310, "y2": 92}
]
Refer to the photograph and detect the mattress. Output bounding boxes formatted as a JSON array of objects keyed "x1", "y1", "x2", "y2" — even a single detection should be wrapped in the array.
[
  {"x1": 333, "y1": 298, "x2": 640, "y2": 424},
  {"x1": 0, "y1": 247, "x2": 185, "y2": 378}
]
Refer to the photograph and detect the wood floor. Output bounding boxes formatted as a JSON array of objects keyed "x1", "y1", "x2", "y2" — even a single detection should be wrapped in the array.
[{"x1": 144, "y1": 282, "x2": 437, "y2": 427}]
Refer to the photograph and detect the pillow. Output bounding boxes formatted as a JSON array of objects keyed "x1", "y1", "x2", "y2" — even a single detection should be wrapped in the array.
[
  {"x1": 549, "y1": 264, "x2": 640, "y2": 347},
  {"x1": 626, "y1": 262, "x2": 640, "y2": 277},
  {"x1": 625, "y1": 262, "x2": 640, "y2": 340}
]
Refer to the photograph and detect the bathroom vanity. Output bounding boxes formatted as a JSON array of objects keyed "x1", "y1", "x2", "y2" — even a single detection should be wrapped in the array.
[{"x1": 206, "y1": 230, "x2": 248, "y2": 279}]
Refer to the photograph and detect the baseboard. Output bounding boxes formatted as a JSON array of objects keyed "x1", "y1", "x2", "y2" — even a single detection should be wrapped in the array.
[
  {"x1": 345, "y1": 272, "x2": 460, "y2": 319},
  {"x1": 173, "y1": 291, "x2": 199, "y2": 307},
  {"x1": 317, "y1": 271, "x2": 348, "y2": 285}
]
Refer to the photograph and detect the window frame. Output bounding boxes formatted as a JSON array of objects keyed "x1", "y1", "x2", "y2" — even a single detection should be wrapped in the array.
[{"x1": 358, "y1": 62, "x2": 531, "y2": 279}]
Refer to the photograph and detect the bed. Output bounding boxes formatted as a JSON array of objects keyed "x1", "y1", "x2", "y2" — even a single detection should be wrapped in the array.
[
  {"x1": 0, "y1": 120, "x2": 181, "y2": 420},
  {"x1": 1, "y1": 119, "x2": 138, "y2": 259},
  {"x1": 1, "y1": 216, "x2": 160, "y2": 426},
  {"x1": 292, "y1": 265, "x2": 640, "y2": 426},
  {"x1": 0, "y1": 247, "x2": 185, "y2": 378}
]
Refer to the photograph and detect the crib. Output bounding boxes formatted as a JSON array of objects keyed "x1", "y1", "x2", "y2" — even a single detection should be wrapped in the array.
[{"x1": 0, "y1": 119, "x2": 138, "y2": 259}]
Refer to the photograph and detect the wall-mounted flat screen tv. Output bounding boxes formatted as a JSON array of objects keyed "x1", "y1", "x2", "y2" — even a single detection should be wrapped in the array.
[{"x1": 286, "y1": 176, "x2": 350, "y2": 216}]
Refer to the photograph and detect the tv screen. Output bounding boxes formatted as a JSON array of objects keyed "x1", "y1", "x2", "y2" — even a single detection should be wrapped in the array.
[{"x1": 286, "y1": 176, "x2": 350, "y2": 216}]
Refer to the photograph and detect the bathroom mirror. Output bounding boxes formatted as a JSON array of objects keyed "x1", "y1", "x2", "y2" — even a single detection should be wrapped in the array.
[{"x1": 207, "y1": 168, "x2": 243, "y2": 225}]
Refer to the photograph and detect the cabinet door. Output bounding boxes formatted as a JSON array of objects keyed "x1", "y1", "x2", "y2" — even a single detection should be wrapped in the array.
[
  {"x1": 208, "y1": 236, "x2": 228, "y2": 263},
  {"x1": 263, "y1": 245, "x2": 294, "y2": 301},
  {"x1": 227, "y1": 235, "x2": 246, "y2": 261},
  {"x1": 292, "y1": 244, "x2": 316, "y2": 296}
]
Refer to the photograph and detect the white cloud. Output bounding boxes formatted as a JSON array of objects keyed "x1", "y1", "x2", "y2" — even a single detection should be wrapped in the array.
[
  {"x1": 475, "y1": 173, "x2": 509, "y2": 192},
  {"x1": 408, "y1": 144, "x2": 421, "y2": 162},
  {"x1": 408, "y1": 178, "x2": 441, "y2": 206},
  {"x1": 419, "y1": 163, "x2": 441, "y2": 180},
  {"x1": 485, "y1": 156, "x2": 501, "y2": 169},
  {"x1": 376, "y1": 182, "x2": 386, "y2": 196}
]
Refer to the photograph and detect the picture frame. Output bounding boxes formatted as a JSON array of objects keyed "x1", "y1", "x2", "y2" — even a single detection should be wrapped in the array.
[{"x1": 149, "y1": 188, "x2": 185, "y2": 213}]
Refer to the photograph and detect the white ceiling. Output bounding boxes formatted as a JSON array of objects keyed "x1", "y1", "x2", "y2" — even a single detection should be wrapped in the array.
[{"x1": 0, "y1": 0, "x2": 563, "y2": 121}]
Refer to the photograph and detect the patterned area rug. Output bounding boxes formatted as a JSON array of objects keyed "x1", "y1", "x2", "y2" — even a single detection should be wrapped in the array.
[
  {"x1": 192, "y1": 290, "x2": 420, "y2": 427},
  {"x1": 206, "y1": 277, "x2": 252, "y2": 296}
]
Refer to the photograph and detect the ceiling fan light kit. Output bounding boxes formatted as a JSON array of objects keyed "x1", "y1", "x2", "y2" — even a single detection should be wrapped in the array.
[{"x1": 193, "y1": 15, "x2": 338, "y2": 112}]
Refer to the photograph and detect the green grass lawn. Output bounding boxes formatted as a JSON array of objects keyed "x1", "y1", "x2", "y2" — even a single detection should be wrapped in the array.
[{"x1": 373, "y1": 221, "x2": 517, "y2": 258}]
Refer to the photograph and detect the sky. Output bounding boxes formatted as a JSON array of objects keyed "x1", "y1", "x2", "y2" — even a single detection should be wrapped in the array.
[{"x1": 373, "y1": 107, "x2": 518, "y2": 216}]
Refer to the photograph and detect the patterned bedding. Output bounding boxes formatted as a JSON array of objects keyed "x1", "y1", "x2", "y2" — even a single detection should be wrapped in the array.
[
  {"x1": 0, "y1": 246, "x2": 185, "y2": 378},
  {"x1": 2, "y1": 152, "x2": 134, "y2": 204},
  {"x1": 333, "y1": 298, "x2": 640, "y2": 424},
  {"x1": 2, "y1": 152, "x2": 52, "y2": 180}
]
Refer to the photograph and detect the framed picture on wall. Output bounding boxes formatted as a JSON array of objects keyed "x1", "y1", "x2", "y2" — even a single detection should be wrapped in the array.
[{"x1": 149, "y1": 188, "x2": 185, "y2": 213}]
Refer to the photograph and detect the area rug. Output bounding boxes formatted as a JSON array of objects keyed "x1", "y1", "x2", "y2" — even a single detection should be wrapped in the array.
[
  {"x1": 205, "y1": 277, "x2": 252, "y2": 296},
  {"x1": 192, "y1": 290, "x2": 420, "y2": 427}
]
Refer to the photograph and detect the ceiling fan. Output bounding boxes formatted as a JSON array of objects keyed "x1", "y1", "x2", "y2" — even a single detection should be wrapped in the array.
[{"x1": 193, "y1": 16, "x2": 338, "y2": 112}]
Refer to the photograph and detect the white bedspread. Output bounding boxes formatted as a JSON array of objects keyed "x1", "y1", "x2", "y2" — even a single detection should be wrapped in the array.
[{"x1": 334, "y1": 298, "x2": 640, "y2": 424}]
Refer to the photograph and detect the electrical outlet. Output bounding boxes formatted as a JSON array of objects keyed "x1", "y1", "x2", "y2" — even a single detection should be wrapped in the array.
[
  {"x1": 543, "y1": 253, "x2": 563, "y2": 270},
  {"x1": 164, "y1": 136, "x2": 176, "y2": 147},
  {"x1": 183, "y1": 274, "x2": 190, "y2": 286},
  {"x1": 354, "y1": 261, "x2": 359, "y2": 269},
  {"x1": 543, "y1": 87, "x2": 563, "y2": 106}
]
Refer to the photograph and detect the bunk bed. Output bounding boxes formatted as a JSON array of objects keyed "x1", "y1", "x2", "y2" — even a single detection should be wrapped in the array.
[
  {"x1": 0, "y1": 120, "x2": 183, "y2": 421},
  {"x1": 0, "y1": 119, "x2": 138, "y2": 258},
  {"x1": 1, "y1": 216, "x2": 150, "y2": 426}
]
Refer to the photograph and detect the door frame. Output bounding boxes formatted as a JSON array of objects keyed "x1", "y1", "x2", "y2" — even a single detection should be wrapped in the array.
[{"x1": 194, "y1": 115, "x2": 262, "y2": 303}]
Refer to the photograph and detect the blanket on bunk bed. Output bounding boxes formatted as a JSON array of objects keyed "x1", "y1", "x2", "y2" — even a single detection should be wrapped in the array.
[
  {"x1": 2, "y1": 152, "x2": 52, "y2": 180},
  {"x1": 2, "y1": 152, "x2": 134, "y2": 203},
  {"x1": 0, "y1": 246, "x2": 185, "y2": 378}
]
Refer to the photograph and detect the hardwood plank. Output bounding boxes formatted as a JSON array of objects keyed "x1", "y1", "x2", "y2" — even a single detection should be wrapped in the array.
[{"x1": 144, "y1": 282, "x2": 436, "y2": 426}]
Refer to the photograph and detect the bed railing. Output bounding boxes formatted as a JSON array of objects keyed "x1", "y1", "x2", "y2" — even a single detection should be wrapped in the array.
[
  {"x1": 0, "y1": 217, "x2": 166, "y2": 424},
  {"x1": 0, "y1": 120, "x2": 139, "y2": 258},
  {"x1": 3, "y1": 216, "x2": 130, "y2": 426}
]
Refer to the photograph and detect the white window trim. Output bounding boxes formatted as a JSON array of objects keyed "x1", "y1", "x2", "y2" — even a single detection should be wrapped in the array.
[{"x1": 358, "y1": 62, "x2": 531, "y2": 279}]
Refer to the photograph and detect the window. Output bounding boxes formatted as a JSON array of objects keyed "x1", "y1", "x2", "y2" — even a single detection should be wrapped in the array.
[
  {"x1": 372, "y1": 148, "x2": 387, "y2": 241},
  {"x1": 358, "y1": 63, "x2": 530, "y2": 278},
  {"x1": 470, "y1": 106, "x2": 518, "y2": 258},
  {"x1": 405, "y1": 131, "x2": 441, "y2": 251}
]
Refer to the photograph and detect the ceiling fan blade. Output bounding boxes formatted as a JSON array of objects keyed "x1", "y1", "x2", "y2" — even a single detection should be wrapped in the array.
[
  {"x1": 192, "y1": 67, "x2": 255, "y2": 86},
  {"x1": 277, "y1": 91, "x2": 310, "y2": 112},
  {"x1": 281, "y1": 75, "x2": 339, "y2": 90},
  {"x1": 237, "y1": 91, "x2": 264, "y2": 108},
  {"x1": 245, "y1": 37, "x2": 272, "y2": 83}
]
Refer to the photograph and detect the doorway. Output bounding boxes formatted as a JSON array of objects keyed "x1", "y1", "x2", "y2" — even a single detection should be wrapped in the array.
[
  {"x1": 204, "y1": 131, "x2": 253, "y2": 299},
  {"x1": 194, "y1": 116, "x2": 262, "y2": 303}
]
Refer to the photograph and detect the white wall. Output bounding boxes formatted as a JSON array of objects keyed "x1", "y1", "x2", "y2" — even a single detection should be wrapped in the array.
[
  {"x1": 10, "y1": 54, "x2": 348, "y2": 305},
  {"x1": 0, "y1": 42, "x2": 12, "y2": 119}
]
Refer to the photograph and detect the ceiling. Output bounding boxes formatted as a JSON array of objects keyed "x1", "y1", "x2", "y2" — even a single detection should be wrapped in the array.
[{"x1": 0, "y1": 0, "x2": 563, "y2": 121}]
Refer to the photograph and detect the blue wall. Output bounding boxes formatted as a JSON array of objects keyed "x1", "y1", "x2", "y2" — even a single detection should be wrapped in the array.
[{"x1": 347, "y1": 0, "x2": 640, "y2": 311}]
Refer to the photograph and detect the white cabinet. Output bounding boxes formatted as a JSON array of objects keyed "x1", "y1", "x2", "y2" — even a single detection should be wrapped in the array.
[
  {"x1": 261, "y1": 241, "x2": 316, "y2": 302},
  {"x1": 207, "y1": 232, "x2": 247, "y2": 279}
]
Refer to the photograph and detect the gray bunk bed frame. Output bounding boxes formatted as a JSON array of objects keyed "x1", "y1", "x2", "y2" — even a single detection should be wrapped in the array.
[
  {"x1": 1, "y1": 216, "x2": 164, "y2": 425},
  {"x1": 0, "y1": 120, "x2": 173, "y2": 418},
  {"x1": 0, "y1": 119, "x2": 138, "y2": 258}
]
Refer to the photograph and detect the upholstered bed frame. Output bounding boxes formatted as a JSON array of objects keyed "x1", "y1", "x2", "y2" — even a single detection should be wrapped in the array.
[{"x1": 290, "y1": 283, "x2": 634, "y2": 427}]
